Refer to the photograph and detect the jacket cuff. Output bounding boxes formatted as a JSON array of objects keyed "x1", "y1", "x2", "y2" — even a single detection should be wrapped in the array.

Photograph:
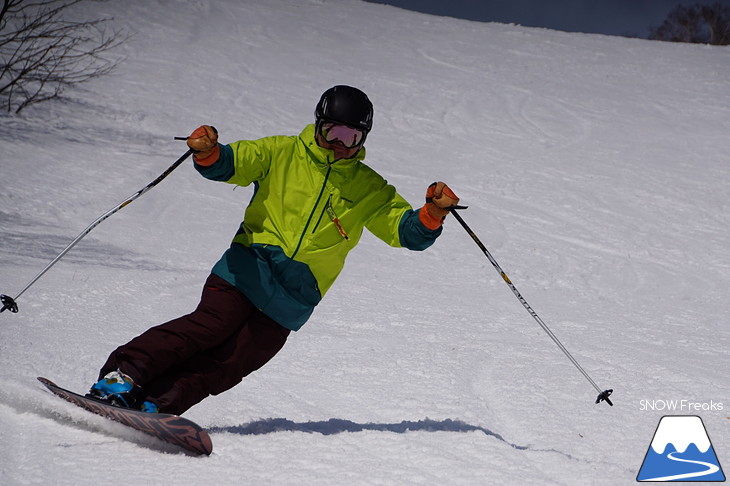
[
  {"x1": 418, "y1": 204, "x2": 443, "y2": 230},
  {"x1": 193, "y1": 144, "x2": 221, "y2": 167}
]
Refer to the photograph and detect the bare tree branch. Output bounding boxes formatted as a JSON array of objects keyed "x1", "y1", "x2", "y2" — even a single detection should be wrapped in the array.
[{"x1": 0, "y1": 0, "x2": 128, "y2": 113}]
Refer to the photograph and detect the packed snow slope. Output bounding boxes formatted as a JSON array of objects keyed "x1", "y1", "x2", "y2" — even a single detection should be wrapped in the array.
[{"x1": 1, "y1": 0, "x2": 728, "y2": 484}]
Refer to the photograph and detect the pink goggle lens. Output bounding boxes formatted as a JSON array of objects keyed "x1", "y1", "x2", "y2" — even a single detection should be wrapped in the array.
[{"x1": 321, "y1": 122, "x2": 365, "y2": 148}]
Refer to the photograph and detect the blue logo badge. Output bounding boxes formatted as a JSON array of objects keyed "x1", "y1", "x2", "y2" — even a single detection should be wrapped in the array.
[{"x1": 637, "y1": 415, "x2": 725, "y2": 482}]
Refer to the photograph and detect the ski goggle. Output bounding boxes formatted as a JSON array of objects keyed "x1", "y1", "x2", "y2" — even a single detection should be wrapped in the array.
[{"x1": 320, "y1": 122, "x2": 366, "y2": 148}]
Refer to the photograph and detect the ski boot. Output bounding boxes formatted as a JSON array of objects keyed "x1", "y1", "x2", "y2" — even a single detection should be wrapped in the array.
[
  {"x1": 87, "y1": 370, "x2": 140, "y2": 408},
  {"x1": 139, "y1": 401, "x2": 159, "y2": 413}
]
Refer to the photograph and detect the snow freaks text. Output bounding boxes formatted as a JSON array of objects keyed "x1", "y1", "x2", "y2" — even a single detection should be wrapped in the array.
[{"x1": 639, "y1": 400, "x2": 724, "y2": 412}]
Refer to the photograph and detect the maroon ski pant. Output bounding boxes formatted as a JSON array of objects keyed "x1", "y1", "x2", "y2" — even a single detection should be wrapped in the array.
[{"x1": 99, "y1": 274, "x2": 290, "y2": 415}]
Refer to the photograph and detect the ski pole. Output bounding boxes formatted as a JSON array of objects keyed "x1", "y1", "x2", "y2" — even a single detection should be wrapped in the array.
[
  {"x1": 449, "y1": 207, "x2": 613, "y2": 407},
  {"x1": 0, "y1": 148, "x2": 194, "y2": 314}
]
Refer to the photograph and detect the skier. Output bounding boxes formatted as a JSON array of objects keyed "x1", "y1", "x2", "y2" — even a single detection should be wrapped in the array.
[{"x1": 88, "y1": 85, "x2": 459, "y2": 415}]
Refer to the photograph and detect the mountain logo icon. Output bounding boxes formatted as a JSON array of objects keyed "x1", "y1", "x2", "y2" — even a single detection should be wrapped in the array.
[{"x1": 637, "y1": 415, "x2": 725, "y2": 482}]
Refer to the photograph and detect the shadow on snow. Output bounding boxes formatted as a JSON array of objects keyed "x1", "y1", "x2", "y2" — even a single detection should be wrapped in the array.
[{"x1": 209, "y1": 417, "x2": 528, "y2": 450}]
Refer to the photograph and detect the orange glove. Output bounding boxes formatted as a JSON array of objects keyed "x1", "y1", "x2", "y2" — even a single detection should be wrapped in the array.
[
  {"x1": 187, "y1": 125, "x2": 219, "y2": 166},
  {"x1": 419, "y1": 181, "x2": 460, "y2": 230}
]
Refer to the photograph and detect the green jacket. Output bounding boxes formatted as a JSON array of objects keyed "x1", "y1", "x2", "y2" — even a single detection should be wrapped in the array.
[{"x1": 195, "y1": 124, "x2": 441, "y2": 330}]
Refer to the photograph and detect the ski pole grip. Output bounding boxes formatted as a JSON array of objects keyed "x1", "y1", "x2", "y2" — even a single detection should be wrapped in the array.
[{"x1": 425, "y1": 197, "x2": 468, "y2": 211}]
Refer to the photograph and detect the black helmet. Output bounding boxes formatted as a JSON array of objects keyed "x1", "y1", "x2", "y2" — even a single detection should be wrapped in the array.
[{"x1": 315, "y1": 85, "x2": 373, "y2": 132}]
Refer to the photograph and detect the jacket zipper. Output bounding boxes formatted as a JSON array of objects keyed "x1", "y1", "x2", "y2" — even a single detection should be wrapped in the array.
[
  {"x1": 313, "y1": 194, "x2": 332, "y2": 234},
  {"x1": 291, "y1": 165, "x2": 331, "y2": 260}
]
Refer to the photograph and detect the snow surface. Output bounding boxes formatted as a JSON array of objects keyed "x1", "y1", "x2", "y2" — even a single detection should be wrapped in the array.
[{"x1": 1, "y1": 0, "x2": 728, "y2": 484}]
